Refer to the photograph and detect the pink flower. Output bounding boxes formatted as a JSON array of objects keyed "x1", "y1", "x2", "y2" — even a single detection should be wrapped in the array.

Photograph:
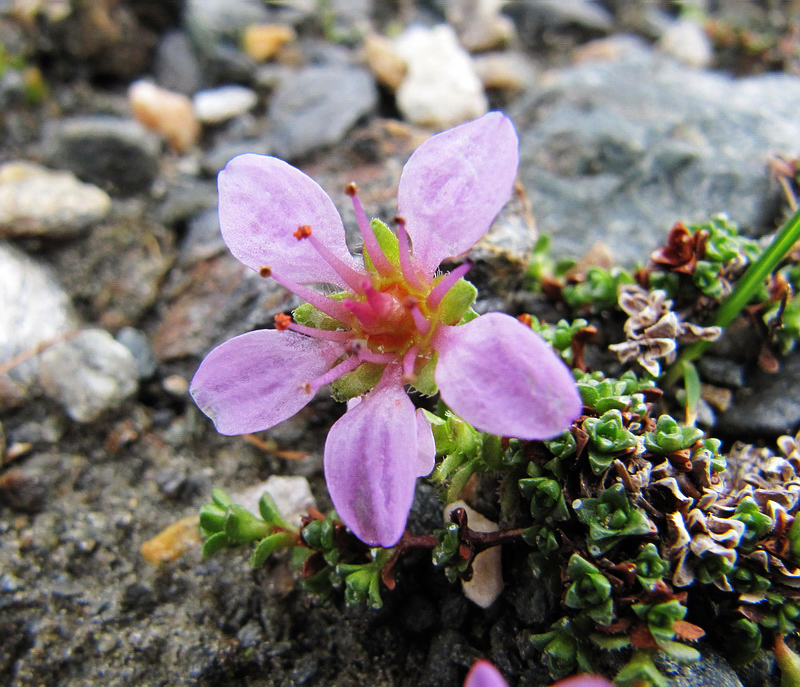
[
  {"x1": 190, "y1": 112, "x2": 581, "y2": 547},
  {"x1": 463, "y1": 660, "x2": 615, "y2": 687}
]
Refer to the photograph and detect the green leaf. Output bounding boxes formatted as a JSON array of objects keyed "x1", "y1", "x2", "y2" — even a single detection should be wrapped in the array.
[
  {"x1": 258, "y1": 492, "x2": 295, "y2": 531},
  {"x1": 199, "y1": 503, "x2": 227, "y2": 534},
  {"x1": 202, "y1": 531, "x2": 230, "y2": 557},
  {"x1": 657, "y1": 640, "x2": 701, "y2": 662},
  {"x1": 250, "y1": 531, "x2": 296, "y2": 568},
  {"x1": 665, "y1": 206, "x2": 800, "y2": 386}
]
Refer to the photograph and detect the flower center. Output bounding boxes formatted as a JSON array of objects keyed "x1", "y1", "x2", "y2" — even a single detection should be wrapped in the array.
[{"x1": 265, "y1": 183, "x2": 474, "y2": 392}]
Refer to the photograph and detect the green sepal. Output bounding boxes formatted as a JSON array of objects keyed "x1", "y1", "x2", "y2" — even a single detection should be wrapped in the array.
[
  {"x1": 331, "y1": 362, "x2": 383, "y2": 402},
  {"x1": 408, "y1": 354, "x2": 438, "y2": 396},
  {"x1": 293, "y1": 292, "x2": 348, "y2": 331},
  {"x1": 363, "y1": 219, "x2": 399, "y2": 272},
  {"x1": 250, "y1": 531, "x2": 296, "y2": 568},
  {"x1": 202, "y1": 531, "x2": 231, "y2": 557},
  {"x1": 436, "y1": 277, "x2": 477, "y2": 325}
]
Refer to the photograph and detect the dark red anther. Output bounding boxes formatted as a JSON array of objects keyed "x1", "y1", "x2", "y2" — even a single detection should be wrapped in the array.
[
  {"x1": 274, "y1": 313, "x2": 292, "y2": 331},
  {"x1": 393, "y1": 215, "x2": 406, "y2": 226},
  {"x1": 259, "y1": 265, "x2": 272, "y2": 278},
  {"x1": 344, "y1": 182, "x2": 358, "y2": 197},
  {"x1": 294, "y1": 224, "x2": 313, "y2": 240}
]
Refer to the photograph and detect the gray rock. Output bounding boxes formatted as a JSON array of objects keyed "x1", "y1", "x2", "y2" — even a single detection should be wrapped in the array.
[
  {"x1": 44, "y1": 116, "x2": 161, "y2": 196},
  {"x1": 179, "y1": 208, "x2": 226, "y2": 267},
  {"x1": 184, "y1": 0, "x2": 268, "y2": 82},
  {"x1": 267, "y1": 64, "x2": 378, "y2": 161},
  {"x1": 0, "y1": 242, "x2": 78, "y2": 385},
  {"x1": 717, "y1": 353, "x2": 800, "y2": 438},
  {"x1": 654, "y1": 645, "x2": 743, "y2": 687},
  {"x1": 116, "y1": 327, "x2": 158, "y2": 380},
  {"x1": 152, "y1": 253, "x2": 296, "y2": 360},
  {"x1": 504, "y1": 0, "x2": 614, "y2": 46},
  {"x1": 510, "y1": 42, "x2": 800, "y2": 265},
  {"x1": 37, "y1": 329, "x2": 139, "y2": 423},
  {"x1": 0, "y1": 161, "x2": 111, "y2": 239},
  {"x1": 154, "y1": 30, "x2": 203, "y2": 95}
]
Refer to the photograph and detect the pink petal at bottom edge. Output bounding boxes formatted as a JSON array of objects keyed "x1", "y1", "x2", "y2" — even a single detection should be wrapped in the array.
[
  {"x1": 463, "y1": 660, "x2": 508, "y2": 687},
  {"x1": 434, "y1": 313, "x2": 582, "y2": 440},
  {"x1": 190, "y1": 329, "x2": 344, "y2": 435},
  {"x1": 324, "y1": 382, "x2": 420, "y2": 547}
]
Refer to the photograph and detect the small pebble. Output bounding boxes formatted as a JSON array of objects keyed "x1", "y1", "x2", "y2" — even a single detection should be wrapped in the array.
[
  {"x1": 658, "y1": 18, "x2": 714, "y2": 68},
  {"x1": 242, "y1": 24, "x2": 296, "y2": 62},
  {"x1": 162, "y1": 374, "x2": 189, "y2": 397},
  {"x1": 394, "y1": 24, "x2": 488, "y2": 128},
  {"x1": 193, "y1": 85, "x2": 258, "y2": 124},
  {"x1": 129, "y1": 80, "x2": 200, "y2": 153},
  {"x1": 445, "y1": 500, "x2": 503, "y2": 608},
  {"x1": 364, "y1": 33, "x2": 406, "y2": 91},
  {"x1": 140, "y1": 515, "x2": 201, "y2": 564}
]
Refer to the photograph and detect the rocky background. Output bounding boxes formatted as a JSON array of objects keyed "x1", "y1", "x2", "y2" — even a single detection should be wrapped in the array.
[{"x1": 1, "y1": 1, "x2": 800, "y2": 685}]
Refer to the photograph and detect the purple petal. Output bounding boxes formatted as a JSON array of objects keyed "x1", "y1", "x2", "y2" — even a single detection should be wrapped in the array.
[
  {"x1": 218, "y1": 154, "x2": 360, "y2": 288},
  {"x1": 415, "y1": 409, "x2": 436, "y2": 477},
  {"x1": 397, "y1": 112, "x2": 519, "y2": 276},
  {"x1": 324, "y1": 382, "x2": 419, "y2": 546},
  {"x1": 434, "y1": 313, "x2": 582, "y2": 440},
  {"x1": 464, "y1": 661, "x2": 508, "y2": 687},
  {"x1": 190, "y1": 329, "x2": 344, "y2": 435}
]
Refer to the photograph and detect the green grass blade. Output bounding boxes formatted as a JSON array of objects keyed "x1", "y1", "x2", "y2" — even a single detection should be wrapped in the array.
[{"x1": 664, "y1": 207, "x2": 800, "y2": 386}]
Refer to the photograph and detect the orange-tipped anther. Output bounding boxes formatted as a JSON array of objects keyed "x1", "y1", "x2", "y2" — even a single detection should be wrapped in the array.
[
  {"x1": 344, "y1": 182, "x2": 358, "y2": 196},
  {"x1": 274, "y1": 313, "x2": 292, "y2": 331},
  {"x1": 259, "y1": 265, "x2": 272, "y2": 278},
  {"x1": 294, "y1": 224, "x2": 313, "y2": 240}
]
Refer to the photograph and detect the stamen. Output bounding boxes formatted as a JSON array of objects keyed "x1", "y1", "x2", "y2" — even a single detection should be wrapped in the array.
[
  {"x1": 394, "y1": 217, "x2": 423, "y2": 289},
  {"x1": 356, "y1": 348, "x2": 397, "y2": 364},
  {"x1": 409, "y1": 303, "x2": 431, "y2": 335},
  {"x1": 306, "y1": 355, "x2": 363, "y2": 393},
  {"x1": 294, "y1": 224, "x2": 366, "y2": 291},
  {"x1": 346, "y1": 183, "x2": 393, "y2": 276},
  {"x1": 427, "y1": 261, "x2": 472, "y2": 310},
  {"x1": 259, "y1": 266, "x2": 272, "y2": 278},
  {"x1": 269, "y1": 272, "x2": 352, "y2": 324},
  {"x1": 402, "y1": 345, "x2": 419, "y2": 381},
  {"x1": 288, "y1": 322, "x2": 353, "y2": 344}
]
